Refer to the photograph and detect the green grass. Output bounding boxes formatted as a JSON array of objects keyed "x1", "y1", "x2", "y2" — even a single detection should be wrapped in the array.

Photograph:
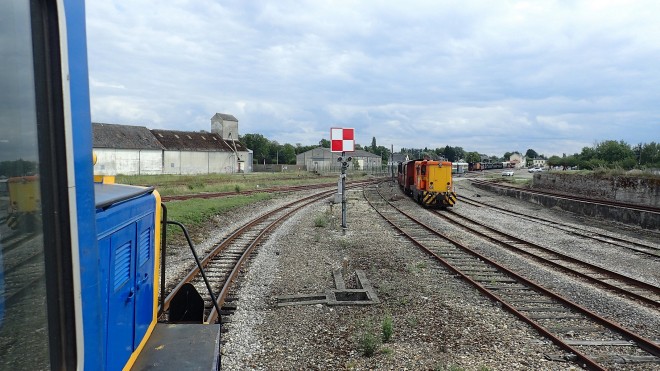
[
  {"x1": 112, "y1": 172, "x2": 375, "y2": 245},
  {"x1": 165, "y1": 192, "x2": 273, "y2": 231},
  {"x1": 116, "y1": 172, "x2": 371, "y2": 197}
]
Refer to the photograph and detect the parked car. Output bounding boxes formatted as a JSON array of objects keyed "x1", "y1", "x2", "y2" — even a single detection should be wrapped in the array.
[
  {"x1": 528, "y1": 167, "x2": 543, "y2": 173},
  {"x1": 501, "y1": 170, "x2": 514, "y2": 176}
]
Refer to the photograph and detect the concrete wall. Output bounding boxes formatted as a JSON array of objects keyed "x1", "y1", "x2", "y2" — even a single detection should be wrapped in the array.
[
  {"x1": 472, "y1": 181, "x2": 659, "y2": 230},
  {"x1": 94, "y1": 149, "x2": 162, "y2": 175},
  {"x1": 162, "y1": 150, "x2": 251, "y2": 174},
  {"x1": 180, "y1": 152, "x2": 210, "y2": 174},
  {"x1": 211, "y1": 117, "x2": 239, "y2": 140},
  {"x1": 532, "y1": 173, "x2": 660, "y2": 207}
]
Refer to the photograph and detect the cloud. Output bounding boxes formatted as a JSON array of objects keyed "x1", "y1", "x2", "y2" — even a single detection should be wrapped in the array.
[{"x1": 86, "y1": 0, "x2": 660, "y2": 157}]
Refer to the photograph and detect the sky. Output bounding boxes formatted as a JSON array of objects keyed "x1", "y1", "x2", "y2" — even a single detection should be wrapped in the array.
[{"x1": 85, "y1": 0, "x2": 660, "y2": 158}]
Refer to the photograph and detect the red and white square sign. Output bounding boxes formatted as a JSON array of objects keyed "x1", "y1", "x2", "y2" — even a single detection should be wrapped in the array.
[{"x1": 330, "y1": 127, "x2": 355, "y2": 152}]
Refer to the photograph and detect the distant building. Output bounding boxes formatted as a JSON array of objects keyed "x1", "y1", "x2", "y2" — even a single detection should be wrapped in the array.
[
  {"x1": 211, "y1": 113, "x2": 239, "y2": 141},
  {"x1": 509, "y1": 153, "x2": 526, "y2": 169},
  {"x1": 391, "y1": 153, "x2": 408, "y2": 165},
  {"x1": 151, "y1": 128, "x2": 250, "y2": 175},
  {"x1": 296, "y1": 147, "x2": 382, "y2": 172},
  {"x1": 93, "y1": 123, "x2": 165, "y2": 175},
  {"x1": 532, "y1": 158, "x2": 547, "y2": 168},
  {"x1": 92, "y1": 113, "x2": 252, "y2": 175}
]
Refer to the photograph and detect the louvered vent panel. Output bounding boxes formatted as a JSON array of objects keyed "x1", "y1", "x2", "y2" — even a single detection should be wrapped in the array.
[
  {"x1": 114, "y1": 242, "x2": 131, "y2": 291},
  {"x1": 138, "y1": 229, "x2": 151, "y2": 266}
]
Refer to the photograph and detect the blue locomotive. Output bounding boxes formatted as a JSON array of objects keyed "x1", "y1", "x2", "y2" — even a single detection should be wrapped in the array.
[{"x1": 0, "y1": 1, "x2": 218, "y2": 369}]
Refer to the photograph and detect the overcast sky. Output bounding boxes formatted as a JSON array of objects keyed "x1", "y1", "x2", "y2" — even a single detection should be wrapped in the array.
[{"x1": 85, "y1": 0, "x2": 660, "y2": 157}]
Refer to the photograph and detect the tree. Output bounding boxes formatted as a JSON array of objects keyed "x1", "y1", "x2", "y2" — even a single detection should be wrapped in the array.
[
  {"x1": 280, "y1": 143, "x2": 297, "y2": 164},
  {"x1": 593, "y1": 140, "x2": 634, "y2": 164},
  {"x1": 444, "y1": 146, "x2": 457, "y2": 162},
  {"x1": 525, "y1": 149, "x2": 538, "y2": 159},
  {"x1": 374, "y1": 145, "x2": 391, "y2": 164},
  {"x1": 453, "y1": 147, "x2": 465, "y2": 161},
  {"x1": 640, "y1": 142, "x2": 660, "y2": 166},
  {"x1": 547, "y1": 155, "x2": 562, "y2": 167},
  {"x1": 240, "y1": 133, "x2": 271, "y2": 164},
  {"x1": 319, "y1": 139, "x2": 330, "y2": 148},
  {"x1": 0, "y1": 159, "x2": 38, "y2": 177},
  {"x1": 465, "y1": 152, "x2": 481, "y2": 163},
  {"x1": 371, "y1": 137, "x2": 377, "y2": 152},
  {"x1": 268, "y1": 141, "x2": 281, "y2": 164}
]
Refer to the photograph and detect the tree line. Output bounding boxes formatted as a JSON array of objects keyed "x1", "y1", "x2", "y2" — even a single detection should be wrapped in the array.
[
  {"x1": 240, "y1": 134, "x2": 393, "y2": 165},
  {"x1": 241, "y1": 133, "x2": 660, "y2": 170},
  {"x1": 0, "y1": 159, "x2": 39, "y2": 178},
  {"x1": 546, "y1": 141, "x2": 660, "y2": 170}
]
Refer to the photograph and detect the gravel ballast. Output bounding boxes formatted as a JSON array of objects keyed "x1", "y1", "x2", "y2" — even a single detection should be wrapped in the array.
[{"x1": 167, "y1": 178, "x2": 659, "y2": 370}]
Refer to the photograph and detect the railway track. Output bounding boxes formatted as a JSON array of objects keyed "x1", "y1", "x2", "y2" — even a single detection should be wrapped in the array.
[
  {"x1": 457, "y1": 194, "x2": 660, "y2": 258},
  {"x1": 434, "y1": 209, "x2": 660, "y2": 309},
  {"x1": 365, "y1": 182, "x2": 660, "y2": 370},
  {"x1": 160, "y1": 179, "x2": 379, "y2": 202},
  {"x1": 162, "y1": 184, "x2": 366, "y2": 324}
]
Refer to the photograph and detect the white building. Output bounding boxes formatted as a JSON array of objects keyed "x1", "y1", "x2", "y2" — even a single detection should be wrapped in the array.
[
  {"x1": 92, "y1": 113, "x2": 252, "y2": 175},
  {"x1": 296, "y1": 147, "x2": 382, "y2": 172},
  {"x1": 532, "y1": 158, "x2": 547, "y2": 168},
  {"x1": 93, "y1": 123, "x2": 165, "y2": 175}
]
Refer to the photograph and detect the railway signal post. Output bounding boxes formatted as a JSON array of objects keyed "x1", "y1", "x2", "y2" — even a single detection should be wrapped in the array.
[{"x1": 330, "y1": 127, "x2": 355, "y2": 229}]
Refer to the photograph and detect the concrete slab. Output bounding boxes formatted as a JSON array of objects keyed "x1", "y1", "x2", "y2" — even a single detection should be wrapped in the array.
[
  {"x1": 276, "y1": 269, "x2": 379, "y2": 307},
  {"x1": 132, "y1": 323, "x2": 221, "y2": 371}
]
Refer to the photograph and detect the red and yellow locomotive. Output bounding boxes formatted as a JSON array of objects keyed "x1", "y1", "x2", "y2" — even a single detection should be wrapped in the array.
[{"x1": 398, "y1": 159, "x2": 457, "y2": 208}]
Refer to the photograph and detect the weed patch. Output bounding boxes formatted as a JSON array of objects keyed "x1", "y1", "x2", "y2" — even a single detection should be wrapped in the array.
[
  {"x1": 359, "y1": 331, "x2": 379, "y2": 357},
  {"x1": 314, "y1": 214, "x2": 329, "y2": 227},
  {"x1": 382, "y1": 315, "x2": 393, "y2": 342}
]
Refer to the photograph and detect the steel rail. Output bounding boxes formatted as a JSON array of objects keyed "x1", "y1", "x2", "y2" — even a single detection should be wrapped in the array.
[
  {"x1": 455, "y1": 194, "x2": 660, "y2": 257},
  {"x1": 435, "y1": 209, "x2": 660, "y2": 308},
  {"x1": 162, "y1": 189, "x2": 336, "y2": 311},
  {"x1": 364, "y1": 182, "x2": 660, "y2": 370},
  {"x1": 163, "y1": 181, "x2": 375, "y2": 319},
  {"x1": 205, "y1": 193, "x2": 322, "y2": 323},
  {"x1": 161, "y1": 179, "x2": 381, "y2": 202}
]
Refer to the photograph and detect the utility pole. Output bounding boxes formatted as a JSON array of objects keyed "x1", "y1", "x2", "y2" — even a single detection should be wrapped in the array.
[
  {"x1": 391, "y1": 144, "x2": 394, "y2": 179},
  {"x1": 337, "y1": 152, "x2": 352, "y2": 229}
]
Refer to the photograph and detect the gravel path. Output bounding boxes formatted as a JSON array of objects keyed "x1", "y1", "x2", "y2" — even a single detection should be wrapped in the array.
[{"x1": 168, "y1": 178, "x2": 659, "y2": 370}]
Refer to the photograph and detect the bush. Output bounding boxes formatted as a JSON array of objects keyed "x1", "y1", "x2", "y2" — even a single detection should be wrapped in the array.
[
  {"x1": 359, "y1": 331, "x2": 378, "y2": 357},
  {"x1": 382, "y1": 315, "x2": 393, "y2": 343},
  {"x1": 314, "y1": 214, "x2": 328, "y2": 227}
]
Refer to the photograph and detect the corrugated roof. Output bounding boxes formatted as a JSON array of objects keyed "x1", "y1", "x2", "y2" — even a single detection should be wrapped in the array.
[
  {"x1": 150, "y1": 129, "x2": 248, "y2": 152},
  {"x1": 392, "y1": 153, "x2": 408, "y2": 162},
  {"x1": 212, "y1": 113, "x2": 238, "y2": 122},
  {"x1": 93, "y1": 122, "x2": 164, "y2": 150}
]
